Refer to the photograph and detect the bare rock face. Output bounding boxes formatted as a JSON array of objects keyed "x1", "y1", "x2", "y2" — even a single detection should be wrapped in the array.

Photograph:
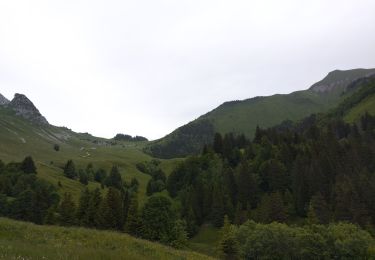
[
  {"x1": 8, "y1": 93, "x2": 49, "y2": 125},
  {"x1": 0, "y1": 93, "x2": 10, "y2": 105}
]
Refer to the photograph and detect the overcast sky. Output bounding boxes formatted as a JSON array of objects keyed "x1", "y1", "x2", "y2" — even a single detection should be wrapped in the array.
[{"x1": 1, "y1": 0, "x2": 375, "y2": 140}]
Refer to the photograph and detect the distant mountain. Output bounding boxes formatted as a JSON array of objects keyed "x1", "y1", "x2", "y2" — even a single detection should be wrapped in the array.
[
  {"x1": 310, "y1": 69, "x2": 375, "y2": 93},
  {"x1": 0, "y1": 93, "x2": 9, "y2": 105},
  {"x1": 146, "y1": 68, "x2": 375, "y2": 158},
  {"x1": 8, "y1": 93, "x2": 49, "y2": 125}
]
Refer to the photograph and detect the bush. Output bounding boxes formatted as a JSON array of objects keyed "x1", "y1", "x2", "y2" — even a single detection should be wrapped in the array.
[{"x1": 235, "y1": 221, "x2": 375, "y2": 259}]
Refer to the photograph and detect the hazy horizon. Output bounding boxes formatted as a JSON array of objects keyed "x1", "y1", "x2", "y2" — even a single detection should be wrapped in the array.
[{"x1": 1, "y1": 0, "x2": 375, "y2": 140}]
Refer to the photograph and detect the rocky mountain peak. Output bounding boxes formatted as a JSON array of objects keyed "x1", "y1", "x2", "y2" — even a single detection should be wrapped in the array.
[
  {"x1": 0, "y1": 93, "x2": 10, "y2": 105},
  {"x1": 8, "y1": 93, "x2": 49, "y2": 125},
  {"x1": 309, "y1": 68, "x2": 375, "y2": 93}
]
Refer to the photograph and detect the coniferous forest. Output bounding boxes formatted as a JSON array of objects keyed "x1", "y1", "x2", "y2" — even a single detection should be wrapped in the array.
[
  {"x1": 1, "y1": 74, "x2": 375, "y2": 258},
  {"x1": 1, "y1": 113, "x2": 375, "y2": 258}
]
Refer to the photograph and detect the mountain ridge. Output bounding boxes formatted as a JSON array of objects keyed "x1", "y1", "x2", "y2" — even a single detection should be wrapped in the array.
[
  {"x1": 7, "y1": 93, "x2": 49, "y2": 125},
  {"x1": 0, "y1": 93, "x2": 10, "y2": 105},
  {"x1": 146, "y1": 68, "x2": 375, "y2": 158}
]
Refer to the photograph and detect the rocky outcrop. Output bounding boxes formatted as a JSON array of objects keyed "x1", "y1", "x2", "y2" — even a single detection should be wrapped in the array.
[
  {"x1": 0, "y1": 93, "x2": 9, "y2": 105},
  {"x1": 8, "y1": 94, "x2": 49, "y2": 125},
  {"x1": 310, "y1": 68, "x2": 375, "y2": 93}
]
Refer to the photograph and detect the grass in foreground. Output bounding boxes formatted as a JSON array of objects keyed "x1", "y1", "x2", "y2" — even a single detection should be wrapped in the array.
[
  {"x1": 0, "y1": 217, "x2": 214, "y2": 260},
  {"x1": 188, "y1": 224, "x2": 221, "y2": 257}
]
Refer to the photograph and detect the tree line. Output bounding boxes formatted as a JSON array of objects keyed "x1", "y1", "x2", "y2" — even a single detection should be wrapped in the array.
[
  {"x1": 0, "y1": 157, "x2": 188, "y2": 249},
  {"x1": 167, "y1": 112, "x2": 375, "y2": 238}
]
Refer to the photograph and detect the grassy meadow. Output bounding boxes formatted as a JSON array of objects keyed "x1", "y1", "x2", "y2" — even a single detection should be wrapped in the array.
[
  {"x1": 0, "y1": 217, "x2": 214, "y2": 260},
  {"x1": 0, "y1": 107, "x2": 180, "y2": 204}
]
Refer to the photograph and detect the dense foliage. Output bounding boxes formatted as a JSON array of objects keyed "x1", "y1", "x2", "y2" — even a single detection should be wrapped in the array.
[
  {"x1": 221, "y1": 220, "x2": 375, "y2": 259},
  {"x1": 137, "y1": 160, "x2": 167, "y2": 196},
  {"x1": 167, "y1": 113, "x2": 375, "y2": 238},
  {"x1": 146, "y1": 119, "x2": 215, "y2": 158},
  {"x1": 0, "y1": 157, "x2": 188, "y2": 249},
  {"x1": 0, "y1": 157, "x2": 59, "y2": 224}
]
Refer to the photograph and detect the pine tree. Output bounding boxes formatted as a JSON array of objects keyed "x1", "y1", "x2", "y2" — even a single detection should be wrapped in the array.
[
  {"x1": 97, "y1": 187, "x2": 123, "y2": 230},
  {"x1": 308, "y1": 192, "x2": 330, "y2": 224},
  {"x1": 124, "y1": 193, "x2": 141, "y2": 236},
  {"x1": 213, "y1": 133, "x2": 223, "y2": 154},
  {"x1": 307, "y1": 202, "x2": 319, "y2": 225},
  {"x1": 211, "y1": 183, "x2": 225, "y2": 227},
  {"x1": 218, "y1": 215, "x2": 238, "y2": 260},
  {"x1": 105, "y1": 166, "x2": 123, "y2": 190},
  {"x1": 78, "y1": 169, "x2": 89, "y2": 185},
  {"x1": 21, "y1": 156, "x2": 37, "y2": 174},
  {"x1": 167, "y1": 219, "x2": 188, "y2": 249},
  {"x1": 11, "y1": 189, "x2": 37, "y2": 222},
  {"x1": 76, "y1": 188, "x2": 91, "y2": 226},
  {"x1": 59, "y1": 193, "x2": 76, "y2": 226},
  {"x1": 268, "y1": 191, "x2": 287, "y2": 222},
  {"x1": 236, "y1": 161, "x2": 257, "y2": 209},
  {"x1": 87, "y1": 188, "x2": 102, "y2": 227},
  {"x1": 63, "y1": 160, "x2": 76, "y2": 179}
]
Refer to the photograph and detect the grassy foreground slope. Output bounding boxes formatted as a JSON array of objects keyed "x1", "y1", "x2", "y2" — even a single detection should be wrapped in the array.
[
  {"x1": 148, "y1": 68, "x2": 375, "y2": 158},
  {"x1": 0, "y1": 217, "x2": 213, "y2": 260}
]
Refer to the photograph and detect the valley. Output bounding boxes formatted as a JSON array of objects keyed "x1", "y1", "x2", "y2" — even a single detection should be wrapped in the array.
[{"x1": 1, "y1": 68, "x2": 375, "y2": 259}]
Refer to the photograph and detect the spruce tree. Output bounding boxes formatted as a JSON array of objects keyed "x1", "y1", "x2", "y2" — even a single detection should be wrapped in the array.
[
  {"x1": 87, "y1": 188, "x2": 102, "y2": 227},
  {"x1": 124, "y1": 193, "x2": 141, "y2": 236},
  {"x1": 79, "y1": 169, "x2": 89, "y2": 185},
  {"x1": 11, "y1": 189, "x2": 37, "y2": 222},
  {"x1": 236, "y1": 161, "x2": 257, "y2": 209},
  {"x1": 213, "y1": 133, "x2": 223, "y2": 154},
  {"x1": 98, "y1": 187, "x2": 123, "y2": 230},
  {"x1": 167, "y1": 219, "x2": 188, "y2": 249},
  {"x1": 76, "y1": 188, "x2": 91, "y2": 226},
  {"x1": 218, "y1": 215, "x2": 238, "y2": 260},
  {"x1": 21, "y1": 156, "x2": 37, "y2": 174},
  {"x1": 309, "y1": 192, "x2": 330, "y2": 224},
  {"x1": 59, "y1": 193, "x2": 76, "y2": 226},
  {"x1": 211, "y1": 183, "x2": 225, "y2": 227},
  {"x1": 105, "y1": 166, "x2": 123, "y2": 190},
  {"x1": 63, "y1": 160, "x2": 76, "y2": 179}
]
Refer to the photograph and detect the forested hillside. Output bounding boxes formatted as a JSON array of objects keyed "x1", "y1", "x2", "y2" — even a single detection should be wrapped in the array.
[
  {"x1": 147, "y1": 68, "x2": 375, "y2": 158},
  {"x1": 1, "y1": 70, "x2": 375, "y2": 259}
]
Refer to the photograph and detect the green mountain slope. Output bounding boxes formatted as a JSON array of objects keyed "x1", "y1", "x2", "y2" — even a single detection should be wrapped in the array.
[
  {"x1": 147, "y1": 68, "x2": 375, "y2": 158},
  {"x1": 0, "y1": 217, "x2": 212, "y2": 260},
  {"x1": 0, "y1": 104, "x2": 180, "y2": 203}
]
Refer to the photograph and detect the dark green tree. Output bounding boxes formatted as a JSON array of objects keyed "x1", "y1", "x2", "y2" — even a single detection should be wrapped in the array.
[
  {"x1": 166, "y1": 219, "x2": 188, "y2": 249},
  {"x1": 21, "y1": 156, "x2": 37, "y2": 174},
  {"x1": 10, "y1": 189, "x2": 37, "y2": 222},
  {"x1": 63, "y1": 160, "x2": 76, "y2": 179},
  {"x1": 124, "y1": 193, "x2": 141, "y2": 236},
  {"x1": 59, "y1": 193, "x2": 76, "y2": 226},
  {"x1": 86, "y1": 188, "x2": 102, "y2": 227},
  {"x1": 76, "y1": 188, "x2": 91, "y2": 226},
  {"x1": 308, "y1": 192, "x2": 330, "y2": 224},
  {"x1": 105, "y1": 166, "x2": 122, "y2": 190},
  {"x1": 140, "y1": 195, "x2": 175, "y2": 241},
  {"x1": 98, "y1": 187, "x2": 124, "y2": 230},
  {"x1": 78, "y1": 169, "x2": 89, "y2": 185},
  {"x1": 219, "y1": 216, "x2": 238, "y2": 260},
  {"x1": 213, "y1": 133, "x2": 223, "y2": 154}
]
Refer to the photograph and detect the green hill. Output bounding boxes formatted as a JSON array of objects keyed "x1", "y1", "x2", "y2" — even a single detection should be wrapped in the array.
[
  {"x1": 0, "y1": 217, "x2": 213, "y2": 260},
  {"x1": 147, "y1": 68, "x2": 375, "y2": 158},
  {"x1": 0, "y1": 104, "x2": 180, "y2": 203}
]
